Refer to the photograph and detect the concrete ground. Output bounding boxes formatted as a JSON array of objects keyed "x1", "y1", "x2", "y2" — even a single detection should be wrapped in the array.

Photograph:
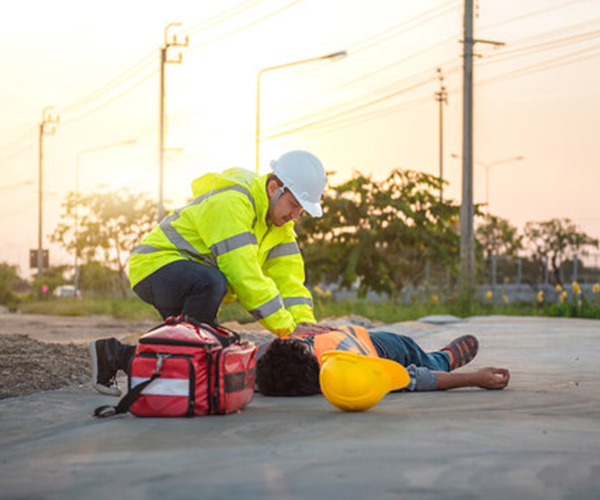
[{"x1": 1, "y1": 315, "x2": 599, "y2": 500}]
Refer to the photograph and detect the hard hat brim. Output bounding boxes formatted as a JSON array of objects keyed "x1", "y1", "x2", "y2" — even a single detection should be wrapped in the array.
[
  {"x1": 320, "y1": 351, "x2": 410, "y2": 392},
  {"x1": 374, "y1": 356, "x2": 411, "y2": 391},
  {"x1": 301, "y1": 200, "x2": 323, "y2": 218},
  {"x1": 286, "y1": 186, "x2": 322, "y2": 217}
]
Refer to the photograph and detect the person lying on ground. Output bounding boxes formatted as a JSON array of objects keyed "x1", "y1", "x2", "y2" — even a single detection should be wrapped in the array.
[
  {"x1": 255, "y1": 326, "x2": 510, "y2": 396},
  {"x1": 90, "y1": 324, "x2": 509, "y2": 398}
]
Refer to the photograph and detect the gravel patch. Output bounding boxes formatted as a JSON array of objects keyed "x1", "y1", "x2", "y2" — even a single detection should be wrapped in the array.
[{"x1": 0, "y1": 334, "x2": 91, "y2": 399}]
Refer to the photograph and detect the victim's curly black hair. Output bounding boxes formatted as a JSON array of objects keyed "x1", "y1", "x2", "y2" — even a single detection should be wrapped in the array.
[{"x1": 256, "y1": 338, "x2": 321, "y2": 396}]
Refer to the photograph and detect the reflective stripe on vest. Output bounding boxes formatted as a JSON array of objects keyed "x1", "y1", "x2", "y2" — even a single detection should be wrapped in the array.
[
  {"x1": 312, "y1": 326, "x2": 378, "y2": 364},
  {"x1": 143, "y1": 185, "x2": 256, "y2": 266},
  {"x1": 267, "y1": 241, "x2": 300, "y2": 260},
  {"x1": 131, "y1": 243, "x2": 217, "y2": 267},
  {"x1": 283, "y1": 296, "x2": 313, "y2": 309},
  {"x1": 131, "y1": 244, "x2": 163, "y2": 255},
  {"x1": 249, "y1": 294, "x2": 284, "y2": 320},
  {"x1": 210, "y1": 232, "x2": 258, "y2": 258}
]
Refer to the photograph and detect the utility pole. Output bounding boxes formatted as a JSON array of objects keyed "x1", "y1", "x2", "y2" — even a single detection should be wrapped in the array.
[
  {"x1": 460, "y1": 0, "x2": 504, "y2": 292},
  {"x1": 434, "y1": 67, "x2": 448, "y2": 203},
  {"x1": 460, "y1": 0, "x2": 475, "y2": 292},
  {"x1": 37, "y1": 107, "x2": 59, "y2": 278},
  {"x1": 158, "y1": 23, "x2": 188, "y2": 222}
]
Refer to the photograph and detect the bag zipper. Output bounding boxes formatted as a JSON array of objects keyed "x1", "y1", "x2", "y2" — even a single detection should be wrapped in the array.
[
  {"x1": 205, "y1": 350, "x2": 213, "y2": 414},
  {"x1": 213, "y1": 349, "x2": 222, "y2": 413}
]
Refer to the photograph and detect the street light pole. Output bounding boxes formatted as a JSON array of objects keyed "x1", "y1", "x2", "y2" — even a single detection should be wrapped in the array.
[
  {"x1": 255, "y1": 50, "x2": 347, "y2": 173},
  {"x1": 483, "y1": 156, "x2": 524, "y2": 214},
  {"x1": 37, "y1": 107, "x2": 59, "y2": 279},
  {"x1": 74, "y1": 139, "x2": 137, "y2": 295},
  {"x1": 452, "y1": 153, "x2": 524, "y2": 214},
  {"x1": 158, "y1": 23, "x2": 188, "y2": 222}
]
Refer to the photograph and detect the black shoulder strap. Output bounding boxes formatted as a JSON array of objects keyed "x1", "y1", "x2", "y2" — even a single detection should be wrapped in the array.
[{"x1": 93, "y1": 373, "x2": 161, "y2": 418}]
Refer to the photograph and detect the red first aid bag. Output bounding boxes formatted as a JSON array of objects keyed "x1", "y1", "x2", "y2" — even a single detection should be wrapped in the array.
[{"x1": 94, "y1": 316, "x2": 257, "y2": 418}]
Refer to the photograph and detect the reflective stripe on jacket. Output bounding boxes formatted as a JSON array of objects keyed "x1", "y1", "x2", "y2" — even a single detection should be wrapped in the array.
[
  {"x1": 128, "y1": 168, "x2": 315, "y2": 337},
  {"x1": 310, "y1": 326, "x2": 379, "y2": 365}
]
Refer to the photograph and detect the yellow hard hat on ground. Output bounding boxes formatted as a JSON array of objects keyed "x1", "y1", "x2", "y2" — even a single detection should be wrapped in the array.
[{"x1": 319, "y1": 351, "x2": 410, "y2": 412}]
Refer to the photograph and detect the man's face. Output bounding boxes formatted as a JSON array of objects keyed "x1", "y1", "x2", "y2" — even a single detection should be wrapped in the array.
[{"x1": 267, "y1": 181, "x2": 304, "y2": 226}]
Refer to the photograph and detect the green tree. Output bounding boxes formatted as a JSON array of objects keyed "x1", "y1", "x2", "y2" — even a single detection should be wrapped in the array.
[
  {"x1": 297, "y1": 169, "x2": 461, "y2": 302},
  {"x1": 0, "y1": 262, "x2": 21, "y2": 307},
  {"x1": 523, "y1": 218, "x2": 599, "y2": 286},
  {"x1": 51, "y1": 190, "x2": 157, "y2": 298},
  {"x1": 476, "y1": 214, "x2": 523, "y2": 259},
  {"x1": 78, "y1": 261, "x2": 123, "y2": 295}
]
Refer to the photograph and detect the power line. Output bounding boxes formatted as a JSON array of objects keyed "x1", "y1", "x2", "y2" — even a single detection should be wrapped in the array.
[
  {"x1": 59, "y1": 71, "x2": 156, "y2": 128},
  {"x1": 478, "y1": 42, "x2": 600, "y2": 86},
  {"x1": 481, "y1": 28, "x2": 600, "y2": 66},
  {"x1": 59, "y1": 53, "x2": 156, "y2": 115},
  {"x1": 0, "y1": 180, "x2": 34, "y2": 192},
  {"x1": 350, "y1": 0, "x2": 460, "y2": 54},
  {"x1": 272, "y1": 35, "x2": 458, "y2": 121},
  {"x1": 264, "y1": 74, "x2": 438, "y2": 141},
  {"x1": 0, "y1": 125, "x2": 36, "y2": 157},
  {"x1": 182, "y1": 0, "x2": 270, "y2": 36},
  {"x1": 184, "y1": 0, "x2": 306, "y2": 54},
  {"x1": 478, "y1": 0, "x2": 592, "y2": 32},
  {"x1": 0, "y1": 139, "x2": 36, "y2": 163}
]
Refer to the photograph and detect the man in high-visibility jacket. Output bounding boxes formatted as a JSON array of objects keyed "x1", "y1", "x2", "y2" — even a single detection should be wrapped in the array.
[
  {"x1": 129, "y1": 150, "x2": 328, "y2": 338},
  {"x1": 90, "y1": 150, "x2": 330, "y2": 396}
]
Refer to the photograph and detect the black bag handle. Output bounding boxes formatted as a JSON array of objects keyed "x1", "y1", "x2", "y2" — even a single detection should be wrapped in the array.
[{"x1": 93, "y1": 373, "x2": 161, "y2": 418}]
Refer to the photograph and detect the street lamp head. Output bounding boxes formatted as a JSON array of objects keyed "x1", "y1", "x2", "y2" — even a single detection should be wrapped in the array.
[{"x1": 323, "y1": 50, "x2": 348, "y2": 61}]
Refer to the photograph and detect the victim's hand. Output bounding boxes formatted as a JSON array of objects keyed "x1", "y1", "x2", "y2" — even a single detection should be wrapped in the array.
[{"x1": 474, "y1": 367, "x2": 511, "y2": 390}]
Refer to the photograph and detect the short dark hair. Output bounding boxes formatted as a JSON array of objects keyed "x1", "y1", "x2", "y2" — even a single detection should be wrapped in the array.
[
  {"x1": 266, "y1": 174, "x2": 284, "y2": 188},
  {"x1": 256, "y1": 338, "x2": 321, "y2": 396}
]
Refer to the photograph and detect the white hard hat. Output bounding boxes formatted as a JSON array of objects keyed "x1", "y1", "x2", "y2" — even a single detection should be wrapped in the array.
[{"x1": 270, "y1": 150, "x2": 326, "y2": 217}]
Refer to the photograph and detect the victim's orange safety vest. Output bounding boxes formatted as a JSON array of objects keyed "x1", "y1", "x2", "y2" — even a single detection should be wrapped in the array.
[{"x1": 309, "y1": 326, "x2": 379, "y2": 365}]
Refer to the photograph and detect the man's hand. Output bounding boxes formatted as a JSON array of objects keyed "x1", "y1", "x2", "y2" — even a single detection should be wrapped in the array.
[
  {"x1": 291, "y1": 323, "x2": 335, "y2": 336},
  {"x1": 473, "y1": 367, "x2": 510, "y2": 390}
]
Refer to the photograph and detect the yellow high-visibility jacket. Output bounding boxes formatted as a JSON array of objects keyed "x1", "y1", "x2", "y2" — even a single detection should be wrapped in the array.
[{"x1": 128, "y1": 168, "x2": 316, "y2": 337}]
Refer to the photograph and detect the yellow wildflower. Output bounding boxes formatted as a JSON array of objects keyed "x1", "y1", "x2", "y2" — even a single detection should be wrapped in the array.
[
  {"x1": 572, "y1": 282, "x2": 581, "y2": 295},
  {"x1": 314, "y1": 285, "x2": 324, "y2": 296},
  {"x1": 486, "y1": 291, "x2": 493, "y2": 300},
  {"x1": 324, "y1": 290, "x2": 332, "y2": 298},
  {"x1": 502, "y1": 295, "x2": 509, "y2": 304},
  {"x1": 536, "y1": 290, "x2": 544, "y2": 303},
  {"x1": 593, "y1": 283, "x2": 600, "y2": 294},
  {"x1": 431, "y1": 294, "x2": 439, "y2": 305},
  {"x1": 556, "y1": 284, "x2": 563, "y2": 292},
  {"x1": 560, "y1": 291, "x2": 567, "y2": 303}
]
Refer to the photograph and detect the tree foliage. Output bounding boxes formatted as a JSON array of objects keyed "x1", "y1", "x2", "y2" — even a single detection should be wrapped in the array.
[
  {"x1": 51, "y1": 190, "x2": 157, "y2": 297},
  {"x1": 297, "y1": 169, "x2": 461, "y2": 302},
  {"x1": 0, "y1": 262, "x2": 22, "y2": 307},
  {"x1": 523, "y1": 218, "x2": 599, "y2": 285},
  {"x1": 476, "y1": 215, "x2": 523, "y2": 259}
]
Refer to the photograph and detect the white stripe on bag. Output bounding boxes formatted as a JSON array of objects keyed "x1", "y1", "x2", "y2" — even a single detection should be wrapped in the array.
[{"x1": 131, "y1": 377, "x2": 189, "y2": 396}]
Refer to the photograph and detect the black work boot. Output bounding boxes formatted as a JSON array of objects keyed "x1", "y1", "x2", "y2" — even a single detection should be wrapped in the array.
[{"x1": 89, "y1": 338, "x2": 134, "y2": 397}]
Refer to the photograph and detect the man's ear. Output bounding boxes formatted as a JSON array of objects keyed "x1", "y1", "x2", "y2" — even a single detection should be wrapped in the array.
[{"x1": 266, "y1": 178, "x2": 279, "y2": 201}]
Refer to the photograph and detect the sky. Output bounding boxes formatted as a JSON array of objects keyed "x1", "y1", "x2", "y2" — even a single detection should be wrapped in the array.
[{"x1": 1, "y1": 0, "x2": 599, "y2": 277}]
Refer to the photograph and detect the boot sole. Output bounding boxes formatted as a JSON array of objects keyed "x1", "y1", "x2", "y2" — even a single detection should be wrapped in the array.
[{"x1": 89, "y1": 341, "x2": 122, "y2": 397}]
